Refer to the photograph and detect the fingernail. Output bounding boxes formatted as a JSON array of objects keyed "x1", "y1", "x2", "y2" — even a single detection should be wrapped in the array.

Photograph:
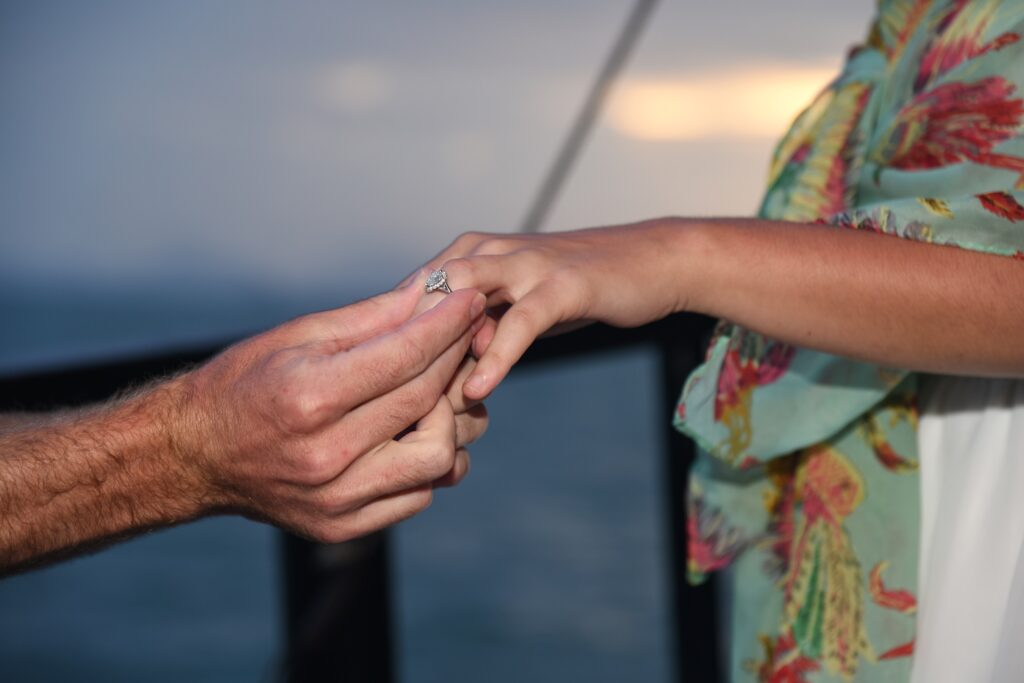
[
  {"x1": 470, "y1": 292, "x2": 486, "y2": 318},
  {"x1": 464, "y1": 373, "x2": 486, "y2": 396}
]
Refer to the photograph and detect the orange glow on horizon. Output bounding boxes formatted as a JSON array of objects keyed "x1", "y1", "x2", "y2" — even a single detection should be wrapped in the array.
[{"x1": 607, "y1": 63, "x2": 840, "y2": 141}]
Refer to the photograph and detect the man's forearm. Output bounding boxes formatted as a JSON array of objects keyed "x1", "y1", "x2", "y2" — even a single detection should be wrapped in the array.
[{"x1": 0, "y1": 379, "x2": 208, "y2": 575}]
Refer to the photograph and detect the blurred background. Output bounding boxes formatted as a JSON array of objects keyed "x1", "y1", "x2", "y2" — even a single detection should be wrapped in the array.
[{"x1": 0, "y1": 1, "x2": 868, "y2": 680}]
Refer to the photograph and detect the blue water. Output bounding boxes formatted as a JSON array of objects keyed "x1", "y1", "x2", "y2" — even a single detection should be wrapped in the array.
[
  {"x1": 396, "y1": 349, "x2": 671, "y2": 683},
  {"x1": 0, "y1": 293, "x2": 673, "y2": 682},
  {"x1": 0, "y1": 518, "x2": 280, "y2": 682}
]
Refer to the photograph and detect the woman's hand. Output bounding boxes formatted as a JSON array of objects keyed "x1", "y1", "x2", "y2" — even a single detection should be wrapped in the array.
[{"x1": 417, "y1": 219, "x2": 694, "y2": 399}]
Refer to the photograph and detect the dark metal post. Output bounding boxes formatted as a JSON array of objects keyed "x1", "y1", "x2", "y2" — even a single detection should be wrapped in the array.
[
  {"x1": 659, "y1": 314, "x2": 722, "y2": 683},
  {"x1": 281, "y1": 532, "x2": 394, "y2": 683}
]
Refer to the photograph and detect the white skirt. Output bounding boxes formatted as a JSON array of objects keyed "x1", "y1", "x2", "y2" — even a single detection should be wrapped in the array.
[{"x1": 911, "y1": 376, "x2": 1024, "y2": 683}]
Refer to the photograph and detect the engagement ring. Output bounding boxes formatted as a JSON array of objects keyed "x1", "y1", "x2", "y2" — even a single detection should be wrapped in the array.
[{"x1": 425, "y1": 268, "x2": 452, "y2": 294}]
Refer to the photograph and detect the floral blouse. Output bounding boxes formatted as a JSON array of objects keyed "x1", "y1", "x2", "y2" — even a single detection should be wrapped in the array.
[{"x1": 674, "y1": 1, "x2": 1024, "y2": 681}]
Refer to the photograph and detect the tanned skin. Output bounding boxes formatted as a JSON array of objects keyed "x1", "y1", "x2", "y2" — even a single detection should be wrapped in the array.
[
  {"x1": 0, "y1": 281, "x2": 489, "y2": 576},
  {"x1": 418, "y1": 218, "x2": 1024, "y2": 399}
]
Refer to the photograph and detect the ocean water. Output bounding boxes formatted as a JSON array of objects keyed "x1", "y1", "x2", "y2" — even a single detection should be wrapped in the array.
[
  {"x1": 0, "y1": 292, "x2": 673, "y2": 682},
  {"x1": 396, "y1": 349, "x2": 671, "y2": 683}
]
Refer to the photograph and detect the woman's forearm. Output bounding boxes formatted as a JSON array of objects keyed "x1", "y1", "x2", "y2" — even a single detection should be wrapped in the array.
[
  {"x1": 677, "y1": 217, "x2": 1024, "y2": 377},
  {"x1": 420, "y1": 219, "x2": 1024, "y2": 397}
]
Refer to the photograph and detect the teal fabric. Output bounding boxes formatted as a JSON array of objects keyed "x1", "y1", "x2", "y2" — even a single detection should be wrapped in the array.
[{"x1": 674, "y1": 2, "x2": 1024, "y2": 680}]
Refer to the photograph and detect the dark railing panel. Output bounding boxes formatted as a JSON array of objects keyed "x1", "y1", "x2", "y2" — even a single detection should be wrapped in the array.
[
  {"x1": 0, "y1": 313, "x2": 720, "y2": 683},
  {"x1": 0, "y1": 344, "x2": 220, "y2": 411},
  {"x1": 280, "y1": 532, "x2": 394, "y2": 683}
]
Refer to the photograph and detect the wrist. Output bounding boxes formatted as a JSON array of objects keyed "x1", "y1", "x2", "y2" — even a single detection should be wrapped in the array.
[
  {"x1": 154, "y1": 372, "x2": 225, "y2": 517},
  {"x1": 661, "y1": 217, "x2": 720, "y2": 317},
  {"x1": 97, "y1": 379, "x2": 210, "y2": 525},
  {"x1": 621, "y1": 217, "x2": 715, "y2": 318}
]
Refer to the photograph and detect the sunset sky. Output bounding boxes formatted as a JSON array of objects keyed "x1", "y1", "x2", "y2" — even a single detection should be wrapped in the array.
[{"x1": 0, "y1": 1, "x2": 871, "y2": 367}]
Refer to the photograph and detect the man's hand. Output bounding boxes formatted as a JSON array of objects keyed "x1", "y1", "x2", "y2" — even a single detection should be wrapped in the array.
[
  {"x1": 0, "y1": 281, "x2": 487, "y2": 574},
  {"x1": 180, "y1": 283, "x2": 488, "y2": 542},
  {"x1": 413, "y1": 280, "x2": 491, "y2": 478}
]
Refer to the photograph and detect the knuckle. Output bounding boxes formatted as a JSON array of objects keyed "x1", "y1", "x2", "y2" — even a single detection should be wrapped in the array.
[
  {"x1": 394, "y1": 382, "x2": 438, "y2": 423},
  {"x1": 443, "y1": 257, "x2": 475, "y2": 283},
  {"x1": 291, "y1": 445, "x2": 338, "y2": 485},
  {"x1": 475, "y1": 236, "x2": 515, "y2": 255},
  {"x1": 424, "y1": 441, "x2": 457, "y2": 478},
  {"x1": 269, "y1": 356, "x2": 330, "y2": 434},
  {"x1": 278, "y1": 390, "x2": 330, "y2": 433},
  {"x1": 518, "y1": 246, "x2": 548, "y2": 267},
  {"x1": 505, "y1": 305, "x2": 538, "y2": 331},
  {"x1": 454, "y1": 231, "x2": 486, "y2": 250},
  {"x1": 400, "y1": 441, "x2": 455, "y2": 485},
  {"x1": 445, "y1": 387, "x2": 468, "y2": 415},
  {"x1": 309, "y1": 488, "x2": 350, "y2": 518},
  {"x1": 265, "y1": 347, "x2": 307, "y2": 381}
]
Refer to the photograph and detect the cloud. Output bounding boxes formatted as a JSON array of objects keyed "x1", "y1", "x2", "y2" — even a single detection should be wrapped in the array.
[{"x1": 316, "y1": 61, "x2": 396, "y2": 114}]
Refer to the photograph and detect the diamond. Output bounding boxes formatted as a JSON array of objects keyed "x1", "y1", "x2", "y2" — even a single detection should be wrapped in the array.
[{"x1": 425, "y1": 269, "x2": 450, "y2": 293}]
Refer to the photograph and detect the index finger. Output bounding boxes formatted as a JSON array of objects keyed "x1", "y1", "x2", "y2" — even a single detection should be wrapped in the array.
[
  {"x1": 306, "y1": 289, "x2": 486, "y2": 421},
  {"x1": 274, "y1": 277, "x2": 423, "y2": 350},
  {"x1": 462, "y1": 284, "x2": 564, "y2": 399}
]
